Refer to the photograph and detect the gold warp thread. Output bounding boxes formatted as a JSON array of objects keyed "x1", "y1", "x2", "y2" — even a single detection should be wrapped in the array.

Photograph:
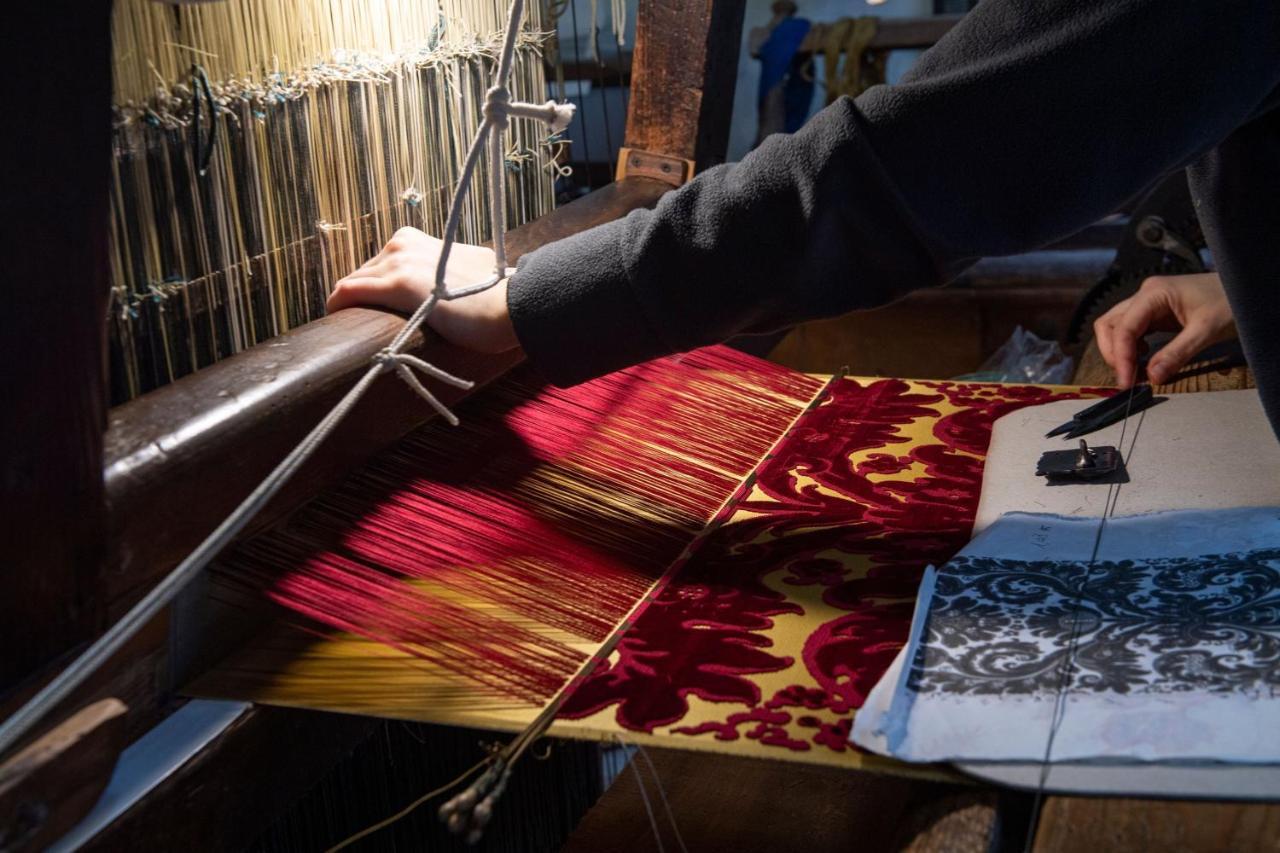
[
  {"x1": 298, "y1": 368, "x2": 814, "y2": 852},
  {"x1": 108, "y1": 0, "x2": 561, "y2": 401},
  {"x1": 191, "y1": 363, "x2": 824, "y2": 721}
]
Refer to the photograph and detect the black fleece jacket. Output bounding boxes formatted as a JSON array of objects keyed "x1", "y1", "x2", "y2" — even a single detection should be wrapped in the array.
[{"x1": 508, "y1": 0, "x2": 1280, "y2": 439}]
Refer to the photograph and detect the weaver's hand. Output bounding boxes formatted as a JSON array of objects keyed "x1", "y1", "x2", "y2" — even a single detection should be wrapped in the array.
[
  {"x1": 326, "y1": 226, "x2": 519, "y2": 354},
  {"x1": 1094, "y1": 272, "x2": 1236, "y2": 388}
]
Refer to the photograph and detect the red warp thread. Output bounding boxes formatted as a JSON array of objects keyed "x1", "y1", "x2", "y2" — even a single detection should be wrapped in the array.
[{"x1": 214, "y1": 346, "x2": 824, "y2": 704}]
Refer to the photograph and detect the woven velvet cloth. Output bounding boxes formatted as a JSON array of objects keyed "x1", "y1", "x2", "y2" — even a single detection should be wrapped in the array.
[
  {"x1": 551, "y1": 375, "x2": 1102, "y2": 768},
  {"x1": 195, "y1": 348, "x2": 1102, "y2": 772}
]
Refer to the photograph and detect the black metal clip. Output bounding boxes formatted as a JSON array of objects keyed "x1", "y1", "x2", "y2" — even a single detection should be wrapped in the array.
[{"x1": 1036, "y1": 439, "x2": 1126, "y2": 484}]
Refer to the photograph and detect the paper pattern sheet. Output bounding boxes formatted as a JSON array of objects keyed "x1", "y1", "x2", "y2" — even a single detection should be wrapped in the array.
[
  {"x1": 853, "y1": 507, "x2": 1280, "y2": 764},
  {"x1": 974, "y1": 389, "x2": 1280, "y2": 534}
]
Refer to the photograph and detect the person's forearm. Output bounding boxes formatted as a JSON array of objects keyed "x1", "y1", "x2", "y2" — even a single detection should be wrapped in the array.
[
  {"x1": 511, "y1": 0, "x2": 1280, "y2": 387},
  {"x1": 509, "y1": 100, "x2": 940, "y2": 384}
]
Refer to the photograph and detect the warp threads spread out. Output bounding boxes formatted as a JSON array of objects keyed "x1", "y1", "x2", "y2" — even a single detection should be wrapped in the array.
[{"x1": 108, "y1": 0, "x2": 565, "y2": 402}]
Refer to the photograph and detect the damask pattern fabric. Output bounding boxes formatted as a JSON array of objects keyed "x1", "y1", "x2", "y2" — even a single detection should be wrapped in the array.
[
  {"x1": 912, "y1": 549, "x2": 1280, "y2": 698},
  {"x1": 551, "y1": 376, "x2": 1101, "y2": 769},
  {"x1": 196, "y1": 359, "x2": 1103, "y2": 773}
]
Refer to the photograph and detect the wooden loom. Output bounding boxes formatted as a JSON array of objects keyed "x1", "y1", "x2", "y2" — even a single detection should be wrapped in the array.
[
  {"x1": 0, "y1": 0, "x2": 753, "y2": 847},
  {"x1": 9, "y1": 4, "x2": 1273, "y2": 852}
]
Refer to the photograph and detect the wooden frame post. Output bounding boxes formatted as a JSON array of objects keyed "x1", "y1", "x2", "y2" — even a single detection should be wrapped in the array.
[
  {"x1": 624, "y1": 0, "x2": 747, "y2": 173},
  {"x1": 0, "y1": 3, "x2": 114, "y2": 694}
]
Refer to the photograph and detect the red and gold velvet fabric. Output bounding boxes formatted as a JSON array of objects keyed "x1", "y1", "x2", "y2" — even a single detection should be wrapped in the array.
[
  {"x1": 550, "y1": 375, "x2": 1104, "y2": 770},
  {"x1": 195, "y1": 348, "x2": 1104, "y2": 773}
]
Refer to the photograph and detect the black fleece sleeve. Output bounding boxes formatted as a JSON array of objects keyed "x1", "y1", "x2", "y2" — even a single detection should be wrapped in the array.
[
  {"x1": 509, "y1": 0, "x2": 1280, "y2": 386},
  {"x1": 1189, "y1": 105, "x2": 1280, "y2": 435}
]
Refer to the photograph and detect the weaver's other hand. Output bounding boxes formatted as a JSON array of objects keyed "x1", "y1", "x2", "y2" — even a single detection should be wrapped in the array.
[
  {"x1": 1094, "y1": 272, "x2": 1236, "y2": 388},
  {"x1": 326, "y1": 226, "x2": 519, "y2": 354}
]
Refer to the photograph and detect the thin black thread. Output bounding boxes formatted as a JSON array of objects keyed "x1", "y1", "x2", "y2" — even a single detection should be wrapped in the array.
[
  {"x1": 589, "y1": 3, "x2": 615, "y2": 160},
  {"x1": 566, "y1": 0, "x2": 594, "y2": 190},
  {"x1": 1022, "y1": 388, "x2": 1147, "y2": 851},
  {"x1": 191, "y1": 64, "x2": 217, "y2": 176},
  {"x1": 612, "y1": 11, "x2": 629, "y2": 117}
]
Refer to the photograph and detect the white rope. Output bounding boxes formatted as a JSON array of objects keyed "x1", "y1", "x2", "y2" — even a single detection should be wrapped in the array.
[
  {"x1": 373, "y1": 349, "x2": 475, "y2": 427},
  {"x1": 434, "y1": 3, "x2": 574, "y2": 297},
  {"x1": 0, "y1": 0, "x2": 573, "y2": 760},
  {"x1": 589, "y1": 0, "x2": 602, "y2": 66}
]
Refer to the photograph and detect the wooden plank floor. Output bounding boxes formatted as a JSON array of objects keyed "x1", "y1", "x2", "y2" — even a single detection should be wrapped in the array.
[{"x1": 1034, "y1": 797, "x2": 1280, "y2": 853}]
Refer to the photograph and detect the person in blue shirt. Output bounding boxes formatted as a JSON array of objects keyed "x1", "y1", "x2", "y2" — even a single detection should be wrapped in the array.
[{"x1": 749, "y1": 1, "x2": 814, "y2": 144}]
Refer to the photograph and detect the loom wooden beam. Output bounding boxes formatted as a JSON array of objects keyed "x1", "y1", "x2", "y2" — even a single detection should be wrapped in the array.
[
  {"x1": 767, "y1": 248, "x2": 1113, "y2": 378},
  {"x1": 553, "y1": 50, "x2": 633, "y2": 85},
  {"x1": 867, "y1": 13, "x2": 962, "y2": 50},
  {"x1": 0, "y1": 699, "x2": 127, "y2": 852},
  {"x1": 0, "y1": 592, "x2": 170, "y2": 844},
  {"x1": 0, "y1": 1, "x2": 113, "y2": 694},
  {"x1": 103, "y1": 308, "x2": 520, "y2": 614},
  {"x1": 624, "y1": 0, "x2": 747, "y2": 172},
  {"x1": 546, "y1": 13, "x2": 965, "y2": 91},
  {"x1": 561, "y1": 747, "x2": 1002, "y2": 852}
]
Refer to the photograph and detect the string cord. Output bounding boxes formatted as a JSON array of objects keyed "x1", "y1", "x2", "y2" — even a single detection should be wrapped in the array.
[
  {"x1": 1022, "y1": 384, "x2": 1147, "y2": 851},
  {"x1": 630, "y1": 736, "x2": 689, "y2": 853},
  {"x1": 615, "y1": 735, "x2": 665, "y2": 853},
  {"x1": 324, "y1": 754, "x2": 494, "y2": 852},
  {"x1": 0, "y1": 0, "x2": 573, "y2": 762}
]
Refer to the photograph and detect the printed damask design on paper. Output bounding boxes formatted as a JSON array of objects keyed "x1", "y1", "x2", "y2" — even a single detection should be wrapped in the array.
[
  {"x1": 559, "y1": 377, "x2": 1106, "y2": 756},
  {"x1": 909, "y1": 549, "x2": 1280, "y2": 698}
]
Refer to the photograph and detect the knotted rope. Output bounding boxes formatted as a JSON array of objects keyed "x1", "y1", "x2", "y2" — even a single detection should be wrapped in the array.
[
  {"x1": 373, "y1": 349, "x2": 475, "y2": 426},
  {"x1": 0, "y1": 0, "x2": 573, "y2": 766}
]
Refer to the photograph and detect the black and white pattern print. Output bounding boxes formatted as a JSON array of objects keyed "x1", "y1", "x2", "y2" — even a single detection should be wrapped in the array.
[{"x1": 908, "y1": 548, "x2": 1280, "y2": 698}]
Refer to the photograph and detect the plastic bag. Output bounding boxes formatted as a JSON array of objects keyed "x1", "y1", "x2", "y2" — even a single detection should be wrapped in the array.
[{"x1": 953, "y1": 326, "x2": 1074, "y2": 385}]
